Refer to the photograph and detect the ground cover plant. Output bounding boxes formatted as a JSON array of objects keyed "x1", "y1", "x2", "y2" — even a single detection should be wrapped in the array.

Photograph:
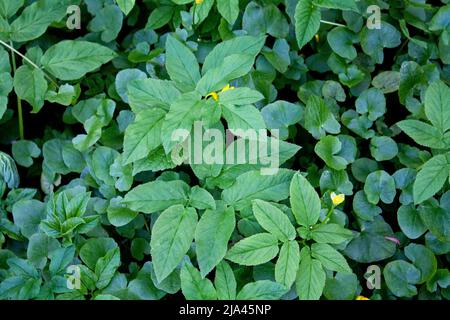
[{"x1": 0, "y1": 0, "x2": 449, "y2": 301}]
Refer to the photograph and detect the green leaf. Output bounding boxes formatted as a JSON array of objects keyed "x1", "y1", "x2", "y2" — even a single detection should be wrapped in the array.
[
  {"x1": 12, "y1": 140, "x2": 40, "y2": 167},
  {"x1": 236, "y1": 280, "x2": 288, "y2": 300},
  {"x1": 252, "y1": 200, "x2": 296, "y2": 242},
  {"x1": 202, "y1": 35, "x2": 266, "y2": 73},
  {"x1": 123, "y1": 180, "x2": 190, "y2": 214},
  {"x1": 312, "y1": 0, "x2": 359, "y2": 12},
  {"x1": 10, "y1": 0, "x2": 69, "y2": 42},
  {"x1": 275, "y1": 240, "x2": 300, "y2": 288},
  {"x1": 189, "y1": 186, "x2": 216, "y2": 210},
  {"x1": 364, "y1": 170, "x2": 396, "y2": 205},
  {"x1": 413, "y1": 154, "x2": 450, "y2": 204},
  {"x1": 404, "y1": 243, "x2": 437, "y2": 284},
  {"x1": 311, "y1": 243, "x2": 351, "y2": 273},
  {"x1": 294, "y1": 0, "x2": 321, "y2": 50},
  {"x1": 219, "y1": 88, "x2": 264, "y2": 106},
  {"x1": 41, "y1": 40, "x2": 117, "y2": 81},
  {"x1": 397, "y1": 205, "x2": 427, "y2": 240},
  {"x1": 323, "y1": 272, "x2": 358, "y2": 300},
  {"x1": 314, "y1": 135, "x2": 347, "y2": 170},
  {"x1": 127, "y1": 78, "x2": 180, "y2": 112},
  {"x1": 214, "y1": 261, "x2": 237, "y2": 300},
  {"x1": 327, "y1": 27, "x2": 358, "y2": 60},
  {"x1": 424, "y1": 80, "x2": 450, "y2": 132},
  {"x1": 116, "y1": 0, "x2": 135, "y2": 15},
  {"x1": 222, "y1": 104, "x2": 266, "y2": 132},
  {"x1": 222, "y1": 169, "x2": 295, "y2": 211},
  {"x1": 165, "y1": 35, "x2": 200, "y2": 91},
  {"x1": 196, "y1": 54, "x2": 256, "y2": 96},
  {"x1": 150, "y1": 205, "x2": 197, "y2": 282},
  {"x1": 383, "y1": 260, "x2": 420, "y2": 298},
  {"x1": 370, "y1": 136, "x2": 398, "y2": 162},
  {"x1": 13, "y1": 65, "x2": 47, "y2": 113},
  {"x1": 295, "y1": 247, "x2": 326, "y2": 300},
  {"x1": 95, "y1": 247, "x2": 121, "y2": 289},
  {"x1": 304, "y1": 95, "x2": 340, "y2": 139},
  {"x1": 123, "y1": 108, "x2": 166, "y2": 164},
  {"x1": 310, "y1": 223, "x2": 353, "y2": 244},
  {"x1": 356, "y1": 88, "x2": 386, "y2": 121},
  {"x1": 419, "y1": 204, "x2": 450, "y2": 243},
  {"x1": 80, "y1": 238, "x2": 118, "y2": 270},
  {"x1": 397, "y1": 120, "x2": 447, "y2": 149},
  {"x1": 195, "y1": 206, "x2": 235, "y2": 277},
  {"x1": 88, "y1": 4, "x2": 123, "y2": 42},
  {"x1": 128, "y1": 262, "x2": 165, "y2": 300},
  {"x1": 226, "y1": 233, "x2": 279, "y2": 266},
  {"x1": 360, "y1": 22, "x2": 401, "y2": 64},
  {"x1": 289, "y1": 172, "x2": 321, "y2": 227},
  {"x1": 12, "y1": 200, "x2": 46, "y2": 239},
  {"x1": 0, "y1": 0, "x2": 24, "y2": 19},
  {"x1": 180, "y1": 262, "x2": 217, "y2": 300},
  {"x1": 107, "y1": 197, "x2": 138, "y2": 227},
  {"x1": 217, "y1": 0, "x2": 239, "y2": 25},
  {"x1": 344, "y1": 217, "x2": 396, "y2": 263}
]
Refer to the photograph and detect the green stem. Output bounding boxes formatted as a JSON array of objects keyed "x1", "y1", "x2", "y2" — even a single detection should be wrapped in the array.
[
  {"x1": 321, "y1": 205, "x2": 335, "y2": 225},
  {"x1": 9, "y1": 41, "x2": 24, "y2": 140},
  {"x1": 320, "y1": 20, "x2": 346, "y2": 27},
  {"x1": 0, "y1": 39, "x2": 58, "y2": 86}
]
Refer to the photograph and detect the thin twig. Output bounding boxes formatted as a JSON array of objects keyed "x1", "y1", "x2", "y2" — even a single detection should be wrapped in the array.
[
  {"x1": 0, "y1": 39, "x2": 58, "y2": 86},
  {"x1": 320, "y1": 20, "x2": 346, "y2": 27}
]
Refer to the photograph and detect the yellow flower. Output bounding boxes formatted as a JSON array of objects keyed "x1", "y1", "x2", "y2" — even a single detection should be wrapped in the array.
[
  {"x1": 330, "y1": 192, "x2": 345, "y2": 206},
  {"x1": 195, "y1": 0, "x2": 203, "y2": 4},
  {"x1": 355, "y1": 296, "x2": 370, "y2": 300},
  {"x1": 205, "y1": 84, "x2": 234, "y2": 101},
  {"x1": 206, "y1": 92, "x2": 219, "y2": 101},
  {"x1": 220, "y1": 84, "x2": 235, "y2": 93}
]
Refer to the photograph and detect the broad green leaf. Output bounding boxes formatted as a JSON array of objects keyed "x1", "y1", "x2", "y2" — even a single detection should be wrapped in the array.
[
  {"x1": 128, "y1": 262, "x2": 165, "y2": 300},
  {"x1": 304, "y1": 95, "x2": 341, "y2": 139},
  {"x1": 41, "y1": 40, "x2": 117, "y2": 81},
  {"x1": 195, "y1": 206, "x2": 235, "y2": 277},
  {"x1": 356, "y1": 88, "x2": 386, "y2": 121},
  {"x1": 127, "y1": 78, "x2": 180, "y2": 112},
  {"x1": 404, "y1": 243, "x2": 437, "y2": 284},
  {"x1": 196, "y1": 54, "x2": 256, "y2": 96},
  {"x1": 123, "y1": 180, "x2": 190, "y2": 214},
  {"x1": 312, "y1": 0, "x2": 359, "y2": 12},
  {"x1": 364, "y1": 170, "x2": 396, "y2": 205},
  {"x1": 397, "y1": 205, "x2": 426, "y2": 240},
  {"x1": 88, "y1": 4, "x2": 123, "y2": 42},
  {"x1": 180, "y1": 263, "x2": 217, "y2": 300},
  {"x1": 252, "y1": 200, "x2": 296, "y2": 242},
  {"x1": 294, "y1": 0, "x2": 321, "y2": 50},
  {"x1": 226, "y1": 233, "x2": 279, "y2": 266},
  {"x1": 0, "y1": 0, "x2": 24, "y2": 19},
  {"x1": 217, "y1": 0, "x2": 239, "y2": 25},
  {"x1": 95, "y1": 247, "x2": 121, "y2": 289},
  {"x1": 222, "y1": 169, "x2": 295, "y2": 210},
  {"x1": 275, "y1": 240, "x2": 300, "y2": 288},
  {"x1": 323, "y1": 272, "x2": 358, "y2": 300},
  {"x1": 419, "y1": 204, "x2": 450, "y2": 243},
  {"x1": 413, "y1": 154, "x2": 450, "y2": 204},
  {"x1": 296, "y1": 247, "x2": 326, "y2": 300},
  {"x1": 327, "y1": 27, "x2": 358, "y2": 60},
  {"x1": 189, "y1": 186, "x2": 216, "y2": 210},
  {"x1": 151, "y1": 205, "x2": 198, "y2": 282},
  {"x1": 383, "y1": 260, "x2": 420, "y2": 298},
  {"x1": 80, "y1": 238, "x2": 118, "y2": 270},
  {"x1": 289, "y1": 172, "x2": 321, "y2": 227},
  {"x1": 397, "y1": 120, "x2": 447, "y2": 149},
  {"x1": 165, "y1": 35, "x2": 200, "y2": 91},
  {"x1": 219, "y1": 88, "x2": 264, "y2": 106},
  {"x1": 13, "y1": 65, "x2": 47, "y2": 113},
  {"x1": 12, "y1": 140, "x2": 40, "y2": 168},
  {"x1": 117, "y1": 0, "x2": 135, "y2": 15},
  {"x1": 311, "y1": 243, "x2": 351, "y2": 273},
  {"x1": 214, "y1": 261, "x2": 237, "y2": 300},
  {"x1": 12, "y1": 200, "x2": 46, "y2": 239},
  {"x1": 236, "y1": 280, "x2": 288, "y2": 300},
  {"x1": 310, "y1": 223, "x2": 353, "y2": 244},
  {"x1": 222, "y1": 104, "x2": 266, "y2": 132},
  {"x1": 360, "y1": 22, "x2": 401, "y2": 64},
  {"x1": 315, "y1": 135, "x2": 348, "y2": 170},
  {"x1": 123, "y1": 108, "x2": 166, "y2": 164},
  {"x1": 370, "y1": 136, "x2": 398, "y2": 162},
  {"x1": 202, "y1": 35, "x2": 266, "y2": 73},
  {"x1": 424, "y1": 80, "x2": 450, "y2": 132}
]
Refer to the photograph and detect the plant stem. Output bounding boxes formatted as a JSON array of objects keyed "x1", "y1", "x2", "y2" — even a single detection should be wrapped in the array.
[
  {"x1": 320, "y1": 20, "x2": 346, "y2": 27},
  {"x1": 321, "y1": 206, "x2": 335, "y2": 225},
  {"x1": 0, "y1": 39, "x2": 58, "y2": 86},
  {"x1": 9, "y1": 41, "x2": 24, "y2": 140}
]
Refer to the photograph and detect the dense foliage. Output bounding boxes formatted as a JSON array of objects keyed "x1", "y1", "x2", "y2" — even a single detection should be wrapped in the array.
[{"x1": 0, "y1": 0, "x2": 449, "y2": 300}]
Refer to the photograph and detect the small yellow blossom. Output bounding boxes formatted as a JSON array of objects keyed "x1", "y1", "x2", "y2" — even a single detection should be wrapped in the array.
[
  {"x1": 206, "y1": 92, "x2": 219, "y2": 101},
  {"x1": 220, "y1": 84, "x2": 235, "y2": 93},
  {"x1": 195, "y1": 0, "x2": 203, "y2": 5},
  {"x1": 355, "y1": 296, "x2": 370, "y2": 300},
  {"x1": 314, "y1": 34, "x2": 320, "y2": 43},
  {"x1": 330, "y1": 192, "x2": 345, "y2": 206}
]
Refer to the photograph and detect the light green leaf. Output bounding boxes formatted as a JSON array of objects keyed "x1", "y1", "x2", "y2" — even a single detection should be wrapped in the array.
[
  {"x1": 424, "y1": 80, "x2": 450, "y2": 132},
  {"x1": 195, "y1": 206, "x2": 235, "y2": 277},
  {"x1": 116, "y1": 0, "x2": 135, "y2": 15},
  {"x1": 311, "y1": 243, "x2": 351, "y2": 273},
  {"x1": 226, "y1": 233, "x2": 279, "y2": 266},
  {"x1": 236, "y1": 280, "x2": 288, "y2": 300},
  {"x1": 397, "y1": 120, "x2": 447, "y2": 149},
  {"x1": 275, "y1": 240, "x2": 300, "y2": 288},
  {"x1": 217, "y1": 0, "x2": 239, "y2": 25},
  {"x1": 294, "y1": 0, "x2": 321, "y2": 50},
  {"x1": 310, "y1": 223, "x2": 353, "y2": 244},
  {"x1": 214, "y1": 261, "x2": 237, "y2": 300},
  {"x1": 289, "y1": 172, "x2": 321, "y2": 227},
  {"x1": 41, "y1": 40, "x2": 117, "y2": 81},
  {"x1": 151, "y1": 205, "x2": 198, "y2": 282},
  {"x1": 13, "y1": 65, "x2": 47, "y2": 113},
  {"x1": 413, "y1": 154, "x2": 450, "y2": 204},
  {"x1": 252, "y1": 199, "x2": 296, "y2": 242},
  {"x1": 296, "y1": 247, "x2": 326, "y2": 300},
  {"x1": 180, "y1": 262, "x2": 217, "y2": 300}
]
